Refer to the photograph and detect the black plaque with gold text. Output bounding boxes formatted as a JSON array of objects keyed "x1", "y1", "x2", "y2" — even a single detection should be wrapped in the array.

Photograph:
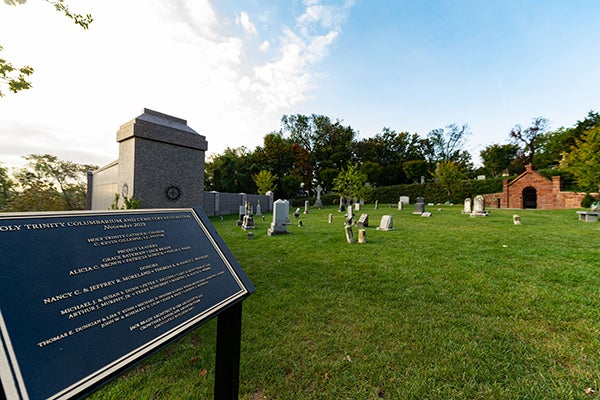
[{"x1": 0, "y1": 208, "x2": 254, "y2": 400}]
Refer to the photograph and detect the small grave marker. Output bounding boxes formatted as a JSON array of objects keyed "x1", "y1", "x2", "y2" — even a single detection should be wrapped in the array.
[{"x1": 358, "y1": 229, "x2": 366, "y2": 244}]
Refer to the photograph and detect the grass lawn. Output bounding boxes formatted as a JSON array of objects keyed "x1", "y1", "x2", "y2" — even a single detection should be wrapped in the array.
[{"x1": 90, "y1": 205, "x2": 600, "y2": 399}]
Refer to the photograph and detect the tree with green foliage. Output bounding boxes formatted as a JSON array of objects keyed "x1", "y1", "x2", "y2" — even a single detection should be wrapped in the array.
[
  {"x1": 353, "y1": 128, "x2": 429, "y2": 186},
  {"x1": 402, "y1": 159, "x2": 429, "y2": 183},
  {"x1": 0, "y1": 45, "x2": 33, "y2": 97},
  {"x1": 7, "y1": 173, "x2": 64, "y2": 211},
  {"x1": 109, "y1": 193, "x2": 142, "y2": 210},
  {"x1": 0, "y1": 162, "x2": 15, "y2": 208},
  {"x1": 509, "y1": 116, "x2": 548, "y2": 168},
  {"x1": 332, "y1": 163, "x2": 367, "y2": 204},
  {"x1": 7, "y1": 154, "x2": 95, "y2": 211},
  {"x1": 204, "y1": 147, "x2": 258, "y2": 194},
  {"x1": 561, "y1": 125, "x2": 600, "y2": 192},
  {"x1": 253, "y1": 132, "x2": 294, "y2": 184},
  {"x1": 1, "y1": 0, "x2": 92, "y2": 97},
  {"x1": 359, "y1": 161, "x2": 383, "y2": 187},
  {"x1": 479, "y1": 143, "x2": 519, "y2": 177},
  {"x1": 535, "y1": 111, "x2": 600, "y2": 169},
  {"x1": 280, "y1": 174, "x2": 302, "y2": 199},
  {"x1": 432, "y1": 160, "x2": 466, "y2": 203},
  {"x1": 427, "y1": 124, "x2": 472, "y2": 167},
  {"x1": 280, "y1": 114, "x2": 355, "y2": 190},
  {"x1": 253, "y1": 170, "x2": 277, "y2": 194}
]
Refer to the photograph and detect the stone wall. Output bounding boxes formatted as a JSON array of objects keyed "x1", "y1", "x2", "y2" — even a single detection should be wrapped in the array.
[{"x1": 202, "y1": 192, "x2": 273, "y2": 216}]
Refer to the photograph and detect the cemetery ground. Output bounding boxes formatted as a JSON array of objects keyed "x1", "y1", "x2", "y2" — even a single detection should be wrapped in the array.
[{"x1": 90, "y1": 205, "x2": 600, "y2": 400}]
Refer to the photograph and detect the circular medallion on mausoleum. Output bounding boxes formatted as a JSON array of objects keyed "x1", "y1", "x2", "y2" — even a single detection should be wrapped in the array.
[{"x1": 166, "y1": 186, "x2": 181, "y2": 201}]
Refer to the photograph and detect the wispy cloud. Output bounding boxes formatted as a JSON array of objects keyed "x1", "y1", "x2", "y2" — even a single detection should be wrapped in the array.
[
  {"x1": 241, "y1": 0, "x2": 355, "y2": 114},
  {"x1": 236, "y1": 11, "x2": 258, "y2": 36}
]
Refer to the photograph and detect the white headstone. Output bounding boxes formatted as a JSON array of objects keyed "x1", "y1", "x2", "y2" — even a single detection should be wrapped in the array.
[
  {"x1": 268, "y1": 199, "x2": 290, "y2": 235},
  {"x1": 376, "y1": 215, "x2": 394, "y2": 231},
  {"x1": 463, "y1": 198, "x2": 471, "y2": 214},
  {"x1": 473, "y1": 195, "x2": 485, "y2": 213},
  {"x1": 399, "y1": 196, "x2": 410, "y2": 205},
  {"x1": 304, "y1": 200, "x2": 310, "y2": 214},
  {"x1": 470, "y1": 195, "x2": 489, "y2": 216},
  {"x1": 345, "y1": 225, "x2": 354, "y2": 244}
]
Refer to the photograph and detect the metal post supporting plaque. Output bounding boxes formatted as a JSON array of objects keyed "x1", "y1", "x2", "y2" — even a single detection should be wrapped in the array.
[{"x1": 214, "y1": 302, "x2": 243, "y2": 400}]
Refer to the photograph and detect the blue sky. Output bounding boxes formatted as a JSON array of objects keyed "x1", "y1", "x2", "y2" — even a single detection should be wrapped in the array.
[{"x1": 1, "y1": 0, "x2": 598, "y2": 169}]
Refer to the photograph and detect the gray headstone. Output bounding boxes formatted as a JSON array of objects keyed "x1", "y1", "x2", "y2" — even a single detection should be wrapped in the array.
[
  {"x1": 357, "y1": 214, "x2": 369, "y2": 228},
  {"x1": 241, "y1": 201, "x2": 255, "y2": 230},
  {"x1": 413, "y1": 202, "x2": 425, "y2": 215},
  {"x1": 314, "y1": 185, "x2": 323, "y2": 207},
  {"x1": 237, "y1": 205, "x2": 245, "y2": 226},
  {"x1": 255, "y1": 200, "x2": 262, "y2": 216}
]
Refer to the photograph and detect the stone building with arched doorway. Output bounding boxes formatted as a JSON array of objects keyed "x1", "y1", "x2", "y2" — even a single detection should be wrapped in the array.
[{"x1": 482, "y1": 164, "x2": 596, "y2": 209}]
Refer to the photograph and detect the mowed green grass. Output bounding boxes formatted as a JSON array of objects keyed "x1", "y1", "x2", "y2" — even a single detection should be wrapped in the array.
[{"x1": 91, "y1": 205, "x2": 600, "y2": 399}]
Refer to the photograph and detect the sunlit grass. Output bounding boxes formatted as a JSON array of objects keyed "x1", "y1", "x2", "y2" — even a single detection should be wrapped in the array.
[{"x1": 91, "y1": 205, "x2": 600, "y2": 399}]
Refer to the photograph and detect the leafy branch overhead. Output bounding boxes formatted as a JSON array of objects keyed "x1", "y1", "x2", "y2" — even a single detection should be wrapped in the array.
[
  {"x1": 0, "y1": 45, "x2": 33, "y2": 97},
  {"x1": 1, "y1": 0, "x2": 93, "y2": 97}
]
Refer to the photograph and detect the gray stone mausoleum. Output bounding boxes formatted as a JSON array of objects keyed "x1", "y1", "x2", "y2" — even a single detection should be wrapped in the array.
[{"x1": 87, "y1": 108, "x2": 273, "y2": 215}]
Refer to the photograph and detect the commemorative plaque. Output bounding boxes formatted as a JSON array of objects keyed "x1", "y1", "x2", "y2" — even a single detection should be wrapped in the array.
[{"x1": 0, "y1": 208, "x2": 254, "y2": 400}]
